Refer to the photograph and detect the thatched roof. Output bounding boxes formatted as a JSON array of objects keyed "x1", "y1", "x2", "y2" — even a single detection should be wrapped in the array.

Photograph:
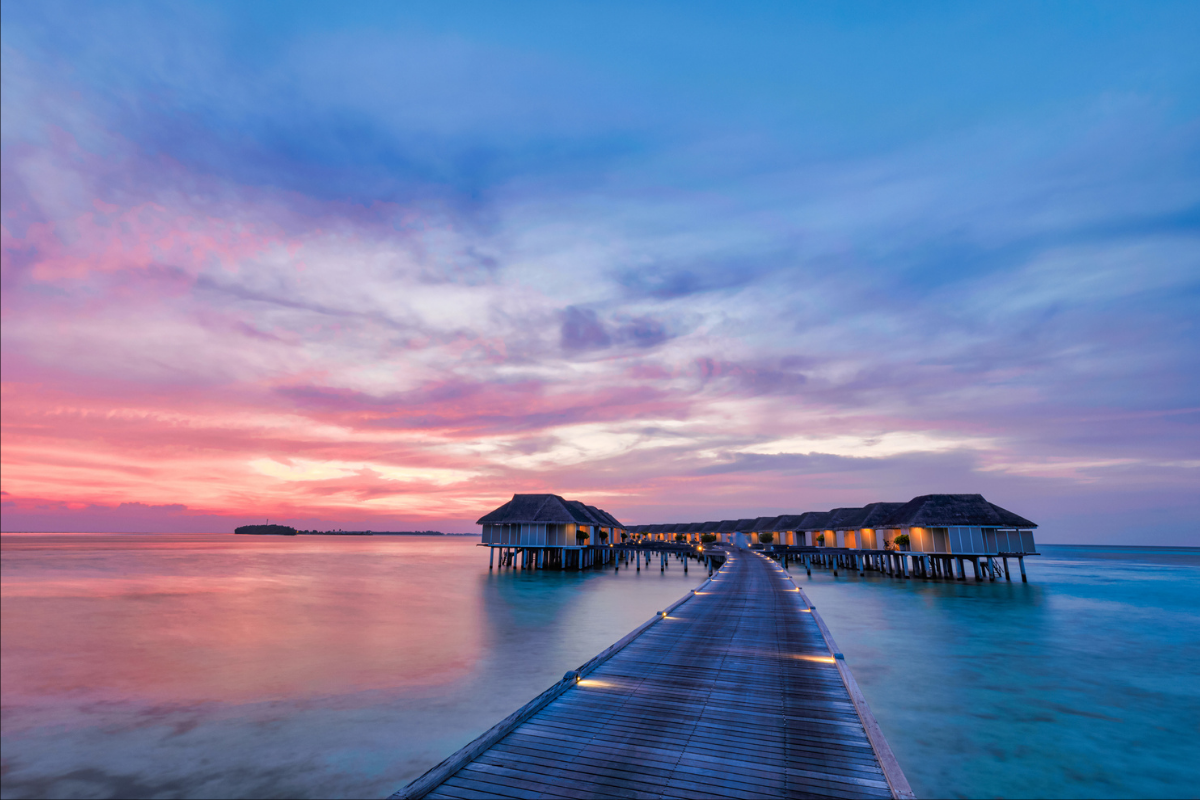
[
  {"x1": 879, "y1": 494, "x2": 1037, "y2": 528},
  {"x1": 857, "y1": 502, "x2": 905, "y2": 528},
  {"x1": 795, "y1": 511, "x2": 832, "y2": 531},
  {"x1": 510, "y1": 493, "x2": 1035, "y2": 537},
  {"x1": 477, "y1": 494, "x2": 624, "y2": 527},
  {"x1": 828, "y1": 507, "x2": 868, "y2": 530},
  {"x1": 768, "y1": 514, "x2": 809, "y2": 531},
  {"x1": 570, "y1": 501, "x2": 623, "y2": 528}
]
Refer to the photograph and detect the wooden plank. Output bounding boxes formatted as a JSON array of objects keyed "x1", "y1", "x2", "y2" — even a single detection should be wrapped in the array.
[{"x1": 391, "y1": 550, "x2": 913, "y2": 800}]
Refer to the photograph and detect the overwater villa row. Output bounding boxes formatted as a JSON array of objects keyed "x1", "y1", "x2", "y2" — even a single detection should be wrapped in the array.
[
  {"x1": 628, "y1": 494, "x2": 1037, "y2": 553},
  {"x1": 477, "y1": 492, "x2": 1038, "y2": 577}
]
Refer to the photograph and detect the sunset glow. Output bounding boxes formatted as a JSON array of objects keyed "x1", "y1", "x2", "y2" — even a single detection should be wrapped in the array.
[{"x1": 2, "y1": 4, "x2": 1197, "y2": 542}]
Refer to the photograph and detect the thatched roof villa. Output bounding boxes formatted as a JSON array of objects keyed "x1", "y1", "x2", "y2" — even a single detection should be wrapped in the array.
[{"x1": 475, "y1": 492, "x2": 1037, "y2": 578}]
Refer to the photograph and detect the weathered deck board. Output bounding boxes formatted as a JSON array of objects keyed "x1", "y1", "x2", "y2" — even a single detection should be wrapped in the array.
[{"x1": 397, "y1": 551, "x2": 913, "y2": 799}]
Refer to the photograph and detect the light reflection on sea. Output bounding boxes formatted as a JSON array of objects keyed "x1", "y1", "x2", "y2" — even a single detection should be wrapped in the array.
[{"x1": 1, "y1": 534, "x2": 703, "y2": 799}]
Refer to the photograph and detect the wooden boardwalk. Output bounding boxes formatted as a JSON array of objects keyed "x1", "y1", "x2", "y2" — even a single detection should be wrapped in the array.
[{"x1": 395, "y1": 551, "x2": 913, "y2": 800}]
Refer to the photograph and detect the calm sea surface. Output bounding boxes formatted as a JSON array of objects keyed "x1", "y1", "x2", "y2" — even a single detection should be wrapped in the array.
[
  {"x1": 2, "y1": 535, "x2": 1196, "y2": 799},
  {"x1": 797, "y1": 545, "x2": 1200, "y2": 799}
]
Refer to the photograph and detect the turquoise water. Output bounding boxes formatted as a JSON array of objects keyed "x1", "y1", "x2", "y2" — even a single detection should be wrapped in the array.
[
  {"x1": 797, "y1": 545, "x2": 1200, "y2": 799},
  {"x1": 3, "y1": 536, "x2": 1196, "y2": 798}
]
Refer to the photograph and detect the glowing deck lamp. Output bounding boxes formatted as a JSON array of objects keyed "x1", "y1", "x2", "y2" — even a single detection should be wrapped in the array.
[{"x1": 794, "y1": 654, "x2": 836, "y2": 664}]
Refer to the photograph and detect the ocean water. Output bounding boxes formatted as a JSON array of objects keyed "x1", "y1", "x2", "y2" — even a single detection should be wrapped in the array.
[
  {"x1": 0, "y1": 534, "x2": 703, "y2": 799},
  {"x1": 2, "y1": 537, "x2": 1196, "y2": 799},
  {"x1": 796, "y1": 545, "x2": 1200, "y2": 799}
]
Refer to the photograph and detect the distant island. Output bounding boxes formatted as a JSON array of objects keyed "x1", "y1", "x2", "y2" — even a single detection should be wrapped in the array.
[
  {"x1": 235, "y1": 524, "x2": 297, "y2": 536},
  {"x1": 234, "y1": 526, "x2": 476, "y2": 536}
]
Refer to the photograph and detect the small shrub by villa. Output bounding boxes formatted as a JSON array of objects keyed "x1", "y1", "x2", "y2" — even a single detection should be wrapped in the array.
[
  {"x1": 894, "y1": 534, "x2": 910, "y2": 550},
  {"x1": 620, "y1": 532, "x2": 628, "y2": 542},
  {"x1": 599, "y1": 531, "x2": 608, "y2": 542},
  {"x1": 815, "y1": 533, "x2": 825, "y2": 545},
  {"x1": 674, "y1": 533, "x2": 686, "y2": 542},
  {"x1": 700, "y1": 533, "x2": 717, "y2": 544},
  {"x1": 758, "y1": 532, "x2": 774, "y2": 545},
  {"x1": 577, "y1": 531, "x2": 590, "y2": 542}
]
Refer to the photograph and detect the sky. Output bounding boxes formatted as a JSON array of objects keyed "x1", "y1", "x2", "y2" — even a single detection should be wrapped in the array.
[{"x1": 2, "y1": 2, "x2": 1198, "y2": 544}]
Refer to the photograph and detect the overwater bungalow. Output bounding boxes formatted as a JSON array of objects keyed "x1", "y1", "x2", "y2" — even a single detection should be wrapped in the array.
[
  {"x1": 844, "y1": 502, "x2": 905, "y2": 549},
  {"x1": 478, "y1": 491, "x2": 1038, "y2": 580},
  {"x1": 747, "y1": 516, "x2": 780, "y2": 544},
  {"x1": 478, "y1": 493, "x2": 625, "y2": 569},
  {"x1": 823, "y1": 507, "x2": 868, "y2": 548},
  {"x1": 797, "y1": 510, "x2": 834, "y2": 546},
  {"x1": 874, "y1": 493, "x2": 1037, "y2": 554},
  {"x1": 766, "y1": 515, "x2": 808, "y2": 546},
  {"x1": 713, "y1": 519, "x2": 739, "y2": 543}
]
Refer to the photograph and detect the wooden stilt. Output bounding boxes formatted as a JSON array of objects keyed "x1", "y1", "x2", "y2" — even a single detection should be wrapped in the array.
[
  {"x1": 1019, "y1": 555, "x2": 1027, "y2": 582},
  {"x1": 1003, "y1": 557, "x2": 1011, "y2": 581}
]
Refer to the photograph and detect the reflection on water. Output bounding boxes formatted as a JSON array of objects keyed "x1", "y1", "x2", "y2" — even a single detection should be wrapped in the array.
[
  {"x1": 1, "y1": 534, "x2": 703, "y2": 799},
  {"x1": 6, "y1": 537, "x2": 1195, "y2": 799},
  {"x1": 798, "y1": 545, "x2": 1200, "y2": 800}
]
